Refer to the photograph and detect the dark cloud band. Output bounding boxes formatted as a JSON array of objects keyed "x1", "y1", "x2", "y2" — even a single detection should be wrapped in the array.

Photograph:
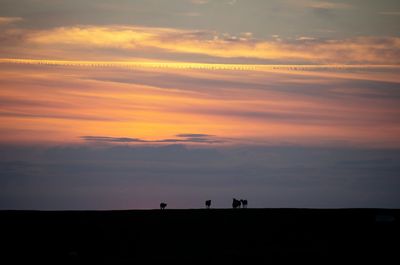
[{"x1": 81, "y1": 134, "x2": 223, "y2": 144}]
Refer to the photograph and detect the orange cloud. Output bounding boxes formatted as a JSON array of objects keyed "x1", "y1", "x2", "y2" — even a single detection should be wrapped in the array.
[
  {"x1": 306, "y1": 1, "x2": 352, "y2": 10},
  {"x1": 21, "y1": 25, "x2": 400, "y2": 64},
  {"x1": 0, "y1": 16, "x2": 23, "y2": 25}
]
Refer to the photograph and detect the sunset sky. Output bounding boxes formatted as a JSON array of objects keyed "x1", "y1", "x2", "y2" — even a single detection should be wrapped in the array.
[{"x1": 1, "y1": 0, "x2": 399, "y2": 209}]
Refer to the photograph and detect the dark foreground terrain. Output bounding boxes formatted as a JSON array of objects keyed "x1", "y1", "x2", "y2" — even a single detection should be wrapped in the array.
[{"x1": 1, "y1": 209, "x2": 399, "y2": 264}]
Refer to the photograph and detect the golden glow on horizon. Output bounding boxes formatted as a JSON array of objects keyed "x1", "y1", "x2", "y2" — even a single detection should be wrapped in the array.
[{"x1": 1, "y1": 60, "x2": 399, "y2": 147}]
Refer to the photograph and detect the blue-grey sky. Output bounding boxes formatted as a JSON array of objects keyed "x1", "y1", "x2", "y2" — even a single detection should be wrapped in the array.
[
  {"x1": 1, "y1": 144, "x2": 400, "y2": 209},
  {"x1": 1, "y1": 0, "x2": 399, "y2": 38}
]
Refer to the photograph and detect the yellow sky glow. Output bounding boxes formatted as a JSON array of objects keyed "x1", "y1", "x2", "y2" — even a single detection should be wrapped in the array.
[{"x1": 1, "y1": 59, "x2": 399, "y2": 147}]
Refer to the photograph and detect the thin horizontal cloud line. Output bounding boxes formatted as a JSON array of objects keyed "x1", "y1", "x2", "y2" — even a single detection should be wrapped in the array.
[
  {"x1": 81, "y1": 134, "x2": 225, "y2": 144},
  {"x1": 379, "y1": 11, "x2": 400, "y2": 16},
  {"x1": 81, "y1": 136, "x2": 146, "y2": 143},
  {"x1": 0, "y1": 16, "x2": 23, "y2": 25},
  {"x1": 307, "y1": 1, "x2": 352, "y2": 10},
  {"x1": 187, "y1": 107, "x2": 400, "y2": 127},
  {"x1": 176, "y1": 133, "x2": 214, "y2": 138},
  {"x1": 1, "y1": 58, "x2": 399, "y2": 71},
  {"x1": 0, "y1": 111, "x2": 118, "y2": 122}
]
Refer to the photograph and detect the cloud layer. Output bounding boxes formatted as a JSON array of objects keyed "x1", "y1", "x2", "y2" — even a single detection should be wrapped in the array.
[{"x1": 0, "y1": 23, "x2": 399, "y2": 64}]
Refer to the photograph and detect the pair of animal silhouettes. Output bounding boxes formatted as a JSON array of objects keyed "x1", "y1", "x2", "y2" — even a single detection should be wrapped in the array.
[
  {"x1": 232, "y1": 198, "x2": 248, "y2": 209},
  {"x1": 159, "y1": 199, "x2": 248, "y2": 209}
]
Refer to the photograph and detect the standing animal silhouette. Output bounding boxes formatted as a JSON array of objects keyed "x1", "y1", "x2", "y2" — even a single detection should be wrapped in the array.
[
  {"x1": 240, "y1": 199, "x2": 248, "y2": 208},
  {"x1": 160, "y1": 203, "x2": 167, "y2": 210},
  {"x1": 232, "y1": 198, "x2": 241, "y2": 209},
  {"x1": 205, "y1": 200, "x2": 211, "y2": 209}
]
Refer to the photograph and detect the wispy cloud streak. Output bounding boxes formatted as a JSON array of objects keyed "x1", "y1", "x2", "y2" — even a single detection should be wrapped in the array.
[{"x1": 0, "y1": 16, "x2": 23, "y2": 25}]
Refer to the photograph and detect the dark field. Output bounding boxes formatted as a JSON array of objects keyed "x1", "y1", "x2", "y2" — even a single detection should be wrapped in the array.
[{"x1": 1, "y1": 209, "x2": 399, "y2": 264}]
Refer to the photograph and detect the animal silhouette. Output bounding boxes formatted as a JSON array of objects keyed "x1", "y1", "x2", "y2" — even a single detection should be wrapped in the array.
[
  {"x1": 240, "y1": 199, "x2": 248, "y2": 208},
  {"x1": 232, "y1": 198, "x2": 241, "y2": 209},
  {"x1": 160, "y1": 203, "x2": 167, "y2": 210},
  {"x1": 205, "y1": 200, "x2": 211, "y2": 209}
]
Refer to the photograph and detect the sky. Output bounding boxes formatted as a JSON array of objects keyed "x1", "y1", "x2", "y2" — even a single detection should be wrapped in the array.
[{"x1": 0, "y1": 0, "x2": 399, "y2": 209}]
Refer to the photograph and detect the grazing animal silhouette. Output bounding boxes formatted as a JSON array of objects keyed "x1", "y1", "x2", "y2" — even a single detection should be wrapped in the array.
[
  {"x1": 240, "y1": 199, "x2": 248, "y2": 208},
  {"x1": 232, "y1": 198, "x2": 241, "y2": 209},
  {"x1": 205, "y1": 200, "x2": 211, "y2": 209},
  {"x1": 160, "y1": 203, "x2": 167, "y2": 210}
]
